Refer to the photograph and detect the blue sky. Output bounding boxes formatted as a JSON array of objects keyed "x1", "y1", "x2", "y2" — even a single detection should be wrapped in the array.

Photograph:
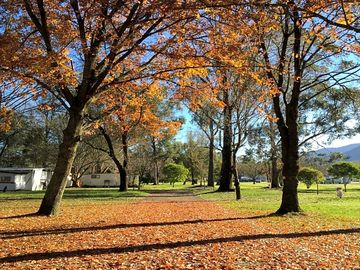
[{"x1": 175, "y1": 106, "x2": 359, "y2": 150}]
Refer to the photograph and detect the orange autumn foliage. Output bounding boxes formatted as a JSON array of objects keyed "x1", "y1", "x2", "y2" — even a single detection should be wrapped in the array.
[{"x1": 0, "y1": 192, "x2": 359, "y2": 269}]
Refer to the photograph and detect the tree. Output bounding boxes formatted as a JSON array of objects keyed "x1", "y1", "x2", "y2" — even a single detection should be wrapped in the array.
[
  {"x1": 247, "y1": 103, "x2": 283, "y2": 189},
  {"x1": 85, "y1": 84, "x2": 181, "y2": 191},
  {"x1": 192, "y1": 106, "x2": 220, "y2": 187},
  {"x1": 239, "y1": 157, "x2": 267, "y2": 185},
  {"x1": 257, "y1": 1, "x2": 359, "y2": 214},
  {"x1": 328, "y1": 162, "x2": 360, "y2": 192},
  {"x1": 163, "y1": 163, "x2": 189, "y2": 187},
  {"x1": 0, "y1": 106, "x2": 64, "y2": 168},
  {"x1": 1, "y1": 1, "x2": 192, "y2": 215},
  {"x1": 183, "y1": 131, "x2": 208, "y2": 185},
  {"x1": 297, "y1": 167, "x2": 325, "y2": 194}
]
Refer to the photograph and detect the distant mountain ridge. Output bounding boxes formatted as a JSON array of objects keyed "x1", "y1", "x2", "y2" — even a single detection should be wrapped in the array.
[{"x1": 315, "y1": 143, "x2": 360, "y2": 161}]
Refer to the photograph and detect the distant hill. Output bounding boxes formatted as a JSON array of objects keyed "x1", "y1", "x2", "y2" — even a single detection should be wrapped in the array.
[{"x1": 315, "y1": 143, "x2": 360, "y2": 161}]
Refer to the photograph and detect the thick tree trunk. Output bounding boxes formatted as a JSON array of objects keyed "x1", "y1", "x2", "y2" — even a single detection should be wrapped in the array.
[
  {"x1": 270, "y1": 156, "x2": 280, "y2": 188},
  {"x1": 218, "y1": 90, "x2": 233, "y2": 192},
  {"x1": 276, "y1": 7, "x2": 302, "y2": 214},
  {"x1": 37, "y1": 106, "x2": 85, "y2": 216},
  {"x1": 207, "y1": 119, "x2": 215, "y2": 187},
  {"x1": 232, "y1": 154, "x2": 241, "y2": 200},
  {"x1": 276, "y1": 122, "x2": 301, "y2": 214},
  {"x1": 119, "y1": 167, "x2": 127, "y2": 191},
  {"x1": 119, "y1": 133, "x2": 128, "y2": 192}
]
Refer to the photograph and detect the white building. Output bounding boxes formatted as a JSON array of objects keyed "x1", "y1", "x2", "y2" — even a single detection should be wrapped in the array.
[
  {"x1": 0, "y1": 168, "x2": 52, "y2": 191},
  {"x1": 81, "y1": 173, "x2": 139, "y2": 187},
  {"x1": 81, "y1": 173, "x2": 119, "y2": 187}
]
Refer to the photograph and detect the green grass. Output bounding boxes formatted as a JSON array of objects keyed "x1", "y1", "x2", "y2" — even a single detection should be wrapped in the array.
[
  {"x1": 194, "y1": 182, "x2": 360, "y2": 221},
  {"x1": 0, "y1": 188, "x2": 148, "y2": 201},
  {"x1": 1, "y1": 182, "x2": 359, "y2": 222},
  {"x1": 0, "y1": 181, "x2": 193, "y2": 202},
  {"x1": 140, "y1": 181, "x2": 195, "y2": 191}
]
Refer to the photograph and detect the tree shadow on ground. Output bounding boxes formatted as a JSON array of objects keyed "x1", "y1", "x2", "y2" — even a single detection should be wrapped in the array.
[
  {"x1": 0, "y1": 197, "x2": 42, "y2": 201},
  {"x1": 0, "y1": 215, "x2": 270, "y2": 239},
  {"x1": 0, "y1": 213, "x2": 39, "y2": 219},
  {"x1": 0, "y1": 227, "x2": 358, "y2": 263}
]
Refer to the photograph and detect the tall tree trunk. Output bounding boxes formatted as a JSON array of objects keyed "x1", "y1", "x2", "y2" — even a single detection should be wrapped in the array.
[
  {"x1": 276, "y1": 6, "x2": 302, "y2": 214},
  {"x1": 207, "y1": 119, "x2": 215, "y2": 187},
  {"x1": 232, "y1": 152, "x2": 241, "y2": 200},
  {"x1": 218, "y1": 89, "x2": 232, "y2": 192},
  {"x1": 119, "y1": 132, "x2": 128, "y2": 191},
  {"x1": 37, "y1": 105, "x2": 85, "y2": 216},
  {"x1": 269, "y1": 120, "x2": 280, "y2": 188},
  {"x1": 154, "y1": 161, "x2": 159, "y2": 185},
  {"x1": 261, "y1": 4, "x2": 302, "y2": 214},
  {"x1": 276, "y1": 125, "x2": 300, "y2": 214},
  {"x1": 270, "y1": 155, "x2": 280, "y2": 188},
  {"x1": 151, "y1": 138, "x2": 159, "y2": 185}
]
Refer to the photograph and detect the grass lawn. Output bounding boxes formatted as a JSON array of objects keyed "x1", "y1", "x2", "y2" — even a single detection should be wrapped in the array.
[
  {"x1": 0, "y1": 188, "x2": 148, "y2": 201},
  {"x1": 140, "y1": 181, "x2": 195, "y2": 191},
  {"x1": 194, "y1": 182, "x2": 360, "y2": 222},
  {"x1": 0, "y1": 188, "x2": 148, "y2": 216},
  {"x1": 0, "y1": 181, "x2": 359, "y2": 222}
]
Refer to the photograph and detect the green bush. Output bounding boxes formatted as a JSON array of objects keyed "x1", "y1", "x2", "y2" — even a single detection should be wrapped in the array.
[
  {"x1": 163, "y1": 163, "x2": 189, "y2": 187},
  {"x1": 298, "y1": 167, "x2": 325, "y2": 189}
]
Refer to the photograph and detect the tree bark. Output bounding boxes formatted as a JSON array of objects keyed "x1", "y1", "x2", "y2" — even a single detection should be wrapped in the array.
[
  {"x1": 207, "y1": 119, "x2": 215, "y2": 187},
  {"x1": 276, "y1": 126, "x2": 301, "y2": 214},
  {"x1": 119, "y1": 132, "x2": 128, "y2": 191},
  {"x1": 218, "y1": 89, "x2": 233, "y2": 192},
  {"x1": 232, "y1": 153, "x2": 241, "y2": 200},
  {"x1": 98, "y1": 126, "x2": 125, "y2": 191},
  {"x1": 261, "y1": 4, "x2": 302, "y2": 214},
  {"x1": 276, "y1": 6, "x2": 302, "y2": 214},
  {"x1": 37, "y1": 105, "x2": 85, "y2": 216},
  {"x1": 151, "y1": 138, "x2": 159, "y2": 185},
  {"x1": 270, "y1": 155, "x2": 280, "y2": 188}
]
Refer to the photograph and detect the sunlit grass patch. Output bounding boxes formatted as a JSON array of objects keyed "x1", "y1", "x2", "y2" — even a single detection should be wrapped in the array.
[{"x1": 195, "y1": 182, "x2": 360, "y2": 222}]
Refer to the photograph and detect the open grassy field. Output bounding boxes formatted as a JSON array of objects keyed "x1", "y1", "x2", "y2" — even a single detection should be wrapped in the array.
[
  {"x1": 194, "y1": 182, "x2": 360, "y2": 222},
  {"x1": 0, "y1": 182, "x2": 359, "y2": 221}
]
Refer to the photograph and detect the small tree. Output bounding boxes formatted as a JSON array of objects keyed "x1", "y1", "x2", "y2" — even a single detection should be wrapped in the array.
[
  {"x1": 328, "y1": 162, "x2": 360, "y2": 192},
  {"x1": 163, "y1": 163, "x2": 189, "y2": 187},
  {"x1": 297, "y1": 167, "x2": 325, "y2": 194}
]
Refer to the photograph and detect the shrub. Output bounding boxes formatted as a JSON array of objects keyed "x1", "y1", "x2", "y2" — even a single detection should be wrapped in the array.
[
  {"x1": 163, "y1": 163, "x2": 189, "y2": 187},
  {"x1": 298, "y1": 167, "x2": 325, "y2": 189}
]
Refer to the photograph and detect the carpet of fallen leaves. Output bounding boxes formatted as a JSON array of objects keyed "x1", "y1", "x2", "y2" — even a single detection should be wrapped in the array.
[{"x1": 0, "y1": 191, "x2": 359, "y2": 270}]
